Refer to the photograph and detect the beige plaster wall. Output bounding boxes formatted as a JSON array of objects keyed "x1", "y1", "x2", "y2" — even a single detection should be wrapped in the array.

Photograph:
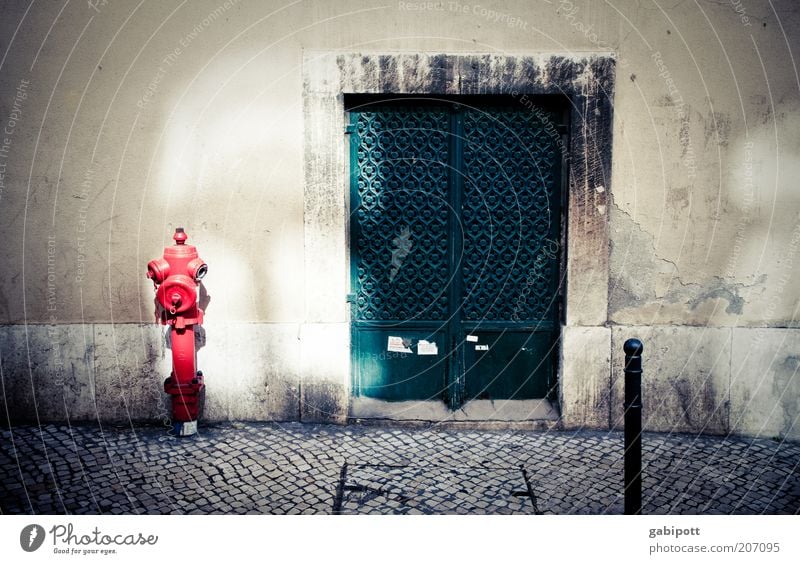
[{"x1": 0, "y1": 0, "x2": 797, "y2": 436}]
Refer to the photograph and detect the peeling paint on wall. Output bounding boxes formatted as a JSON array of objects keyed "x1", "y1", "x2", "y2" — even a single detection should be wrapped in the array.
[{"x1": 610, "y1": 198, "x2": 769, "y2": 324}]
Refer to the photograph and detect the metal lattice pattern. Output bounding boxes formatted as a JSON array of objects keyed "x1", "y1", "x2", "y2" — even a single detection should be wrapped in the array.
[
  {"x1": 353, "y1": 107, "x2": 450, "y2": 321},
  {"x1": 461, "y1": 107, "x2": 560, "y2": 321}
]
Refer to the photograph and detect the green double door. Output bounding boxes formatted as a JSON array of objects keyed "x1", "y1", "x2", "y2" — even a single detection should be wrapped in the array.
[{"x1": 348, "y1": 96, "x2": 565, "y2": 409}]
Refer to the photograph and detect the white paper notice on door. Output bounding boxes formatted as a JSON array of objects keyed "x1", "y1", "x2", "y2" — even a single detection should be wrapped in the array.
[
  {"x1": 417, "y1": 340, "x2": 438, "y2": 355},
  {"x1": 387, "y1": 336, "x2": 413, "y2": 354}
]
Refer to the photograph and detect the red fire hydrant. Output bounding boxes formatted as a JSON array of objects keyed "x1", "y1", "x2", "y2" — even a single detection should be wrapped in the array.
[{"x1": 146, "y1": 227, "x2": 208, "y2": 436}]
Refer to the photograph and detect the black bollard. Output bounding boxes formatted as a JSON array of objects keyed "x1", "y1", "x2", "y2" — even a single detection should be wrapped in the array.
[{"x1": 623, "y1": 338, "x2": 643, "y2": 515}]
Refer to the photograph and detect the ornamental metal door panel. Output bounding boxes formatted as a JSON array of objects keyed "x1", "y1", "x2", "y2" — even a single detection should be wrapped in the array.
[{"x1": 348, "y1": 97, "x2": 564, "y2": 408}]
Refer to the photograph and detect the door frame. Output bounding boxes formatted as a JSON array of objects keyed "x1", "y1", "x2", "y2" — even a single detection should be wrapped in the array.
[{"x1": 301, "y1": 52, "x2": 615, "y2": 423}]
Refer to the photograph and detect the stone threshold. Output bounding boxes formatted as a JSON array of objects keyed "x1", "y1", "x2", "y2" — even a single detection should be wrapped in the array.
[{"x1": 349, "y1": 398, "x2": 560, "y2": 429}]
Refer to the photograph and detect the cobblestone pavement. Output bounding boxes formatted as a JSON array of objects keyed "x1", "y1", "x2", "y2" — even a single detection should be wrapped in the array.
[{"x1": 0, "y1": 422, "x2": 798, "y2": 515}]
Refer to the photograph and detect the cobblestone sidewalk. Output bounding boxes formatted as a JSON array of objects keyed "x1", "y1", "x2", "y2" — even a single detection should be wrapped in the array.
[{"x1": 1, "y1": 422, "x2": 798, "y2": 515}]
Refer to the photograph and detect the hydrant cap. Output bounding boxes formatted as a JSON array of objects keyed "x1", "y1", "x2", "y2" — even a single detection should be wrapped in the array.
[{"x1": 174, "y1": 227, "x2": 188, "y2": 245}]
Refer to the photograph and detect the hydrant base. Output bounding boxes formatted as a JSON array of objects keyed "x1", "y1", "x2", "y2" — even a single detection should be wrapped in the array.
[{"x1": 173, "y1": 420, "x2": 198, "y2": 437}]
